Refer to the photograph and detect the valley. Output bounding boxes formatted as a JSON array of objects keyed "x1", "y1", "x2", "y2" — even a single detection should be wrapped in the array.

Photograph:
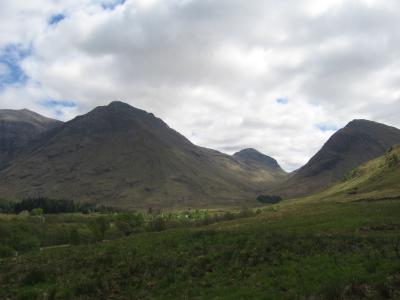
[{"x1": 0, "y1": 103, "x2": 399, "y2": 299}]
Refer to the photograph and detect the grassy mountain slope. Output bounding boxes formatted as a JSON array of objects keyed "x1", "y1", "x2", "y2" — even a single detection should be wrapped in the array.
[
  {"x1": 303, "y1": 144, "x2": 400, "y2": 203},
  {"x1": 0, "y1": 102, "x2": 285, "y2": 209},
  {"x1": 272, "y1": 119, "x2": 400, "y2": 198}
]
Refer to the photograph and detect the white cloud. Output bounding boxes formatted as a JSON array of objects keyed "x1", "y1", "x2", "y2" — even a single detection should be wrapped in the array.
[{"x1": 1, "y1": 0, "x2": 400, "y2": 171}]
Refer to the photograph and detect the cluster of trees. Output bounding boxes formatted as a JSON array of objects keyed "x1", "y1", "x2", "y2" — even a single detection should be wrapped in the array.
[
  {"x1": 256, "y1": 195, "x2": 282, "y2": 204},
  {"x1": 0, "y1": 197, "x2": 116, "y2": 214},
  {"x1": 385, "y1": 152, "x2": 399, "y2": 168},
  {"x1": 0, "y1": 206, "x2": 263, "y2": 258}
]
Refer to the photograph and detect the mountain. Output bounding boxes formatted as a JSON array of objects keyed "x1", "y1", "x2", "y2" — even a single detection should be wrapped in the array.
[
  {"x1": 233, "y1": 148, "x2": 287, "y2": 175},
  {"x1": 272, "y1": 119, "x2": 400, "y2": 198},
  {"x1": 0, "y1": 109, "x2": 62, "y2": 165},
  {"x1": 0, "y1": 101, "x2": 285, "y2": 209},
  {"x1": 305, "y1": 144, "x2": 400, "y2": 203}
]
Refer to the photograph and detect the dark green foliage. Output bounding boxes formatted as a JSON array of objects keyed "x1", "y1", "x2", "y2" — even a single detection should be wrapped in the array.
[
  {"x1": 344, "y1": 167, "x2": 361, "y2": 181},
  {"x1": 22, "y1": 268, "x2": 47, "y2": 285},
  {"x1": 115, "y1": 213, "x2": 145, "y2": 236},
  {"x1": 385, "y1": 152, "x2": 399, "y2": 168},
  {"x1": 0, "y1": 244, "x2": 14, "y2": 258},
  {"x1": 256, "y1": 194, "x2": 282, "y2": 204},
  {"x1": 1, "y1": 199, "x2": 399, "y2": 299},
  {"x1": 88, "y1": 217, "x2": 110, "y2": 241},
  {"x1": 9, "y1": 197, "x2": 118, "y2": 214},
  {"x1": 30, "y1": 208, "x2": 43, "y2": 216},
  {"x1": 0, "y1": 200, "x2": 15, "y2": 213},
  {"x1": 147, "y1": 216, "x2": 166, "y2": 232},
  {"x1": 68, "y1": 227, "x2": 81, "y2": 245}
]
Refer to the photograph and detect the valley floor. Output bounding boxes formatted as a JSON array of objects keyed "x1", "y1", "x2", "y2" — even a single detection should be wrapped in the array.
[{"x1": 1, "y1": 194, "x2": 400, "y2": 300}]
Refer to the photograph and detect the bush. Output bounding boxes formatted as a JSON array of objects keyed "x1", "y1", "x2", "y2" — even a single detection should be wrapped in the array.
[
  {"x1": 88, "y1": 217, "x2": 110, "y2": 241},
  {"x1": 148, "y1": 217, "x2": 166, "y2": 232},
  {"x1": 0, "y1": 244, "x2": 15, "y2": 258},
  {"x1": 30, "y1": 208, "x2": 44, "y2": 216},
  {"x1": 12, "y1": 235, "x2": 41, "y2": 252},
  {"x1": 256, "y1": 195, "x2": 282, "y2": 204},
  {"x1": 69, "y1": 227, "x2": 81, "y2": 245},
  {"x1": 386, "y1": 153, "x2": 399, "y2": 168},
  {"x1": 0, "y1": 200, "x2": 15, "y2": 213},
  {"x1": 115, "y1": 213, "x2": 145, "y2": 236},
  {"x1": 344, "y1": 168, "x2": 361, "y2": 181}
]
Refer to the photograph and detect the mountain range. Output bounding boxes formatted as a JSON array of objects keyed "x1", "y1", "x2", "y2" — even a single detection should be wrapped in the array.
[
  {"x1": 0, "y1": 102, "x2": 286, "y2": 209},
  {"x1": 0, "y1": 101, "x2": 399, "y2": 209}
]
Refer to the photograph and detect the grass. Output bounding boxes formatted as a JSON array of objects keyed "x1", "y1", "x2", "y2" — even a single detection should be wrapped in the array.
[
  {"x1": 1, "y1": 197, "x2": 400, "y2": 299},
  {"x1": 0, "y1": 147, "x2": 399, "y2": 299}
]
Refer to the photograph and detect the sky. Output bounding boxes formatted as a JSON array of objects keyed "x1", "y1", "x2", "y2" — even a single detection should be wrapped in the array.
[{"x1": 1, "y1": 0, "x2": 400, "y2": 171}]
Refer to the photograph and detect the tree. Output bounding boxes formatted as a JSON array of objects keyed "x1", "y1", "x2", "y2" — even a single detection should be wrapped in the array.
[
  {"x1": 88, "y1": 217, "x2": 109, "y2": 241},
  {"x1": 30, "y1": 208, "x2": 44, "y2": 216},
  {"x1": 256, "y1": 195, "x2": 282, "y2": 204}
]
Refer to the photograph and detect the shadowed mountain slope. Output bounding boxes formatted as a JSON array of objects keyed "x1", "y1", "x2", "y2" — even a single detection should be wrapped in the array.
[
  {"x1": 0, "y1": 109, "x2": 62, "y2": 165},
  {"x1": 314, "y1": 144, "x2": 400, "y2": 202},
  {"x1": 233, "y1": 148, "x2": 287, "y2": 176},
  {"x1": 272, "y1": 119, "x2": 400, "y2": 198},
  {"x1": 0, "y1": 102, "x2": 285, "y2": 209}
]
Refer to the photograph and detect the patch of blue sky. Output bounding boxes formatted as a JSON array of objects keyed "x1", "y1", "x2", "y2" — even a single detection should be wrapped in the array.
[
  {"x1": 49, "y1": 14, "x2": 65, "y2": 26},
  {"x1": 316, "y1": 124, "x2": 338, "y2": 132},
  {"x1": 102, "y1": 0, "x2": 125, "y2": 10},
  {"x1": 0, "y1": 44, "x2": 30, "y2": 89},
  {"x1": 41, "y1": 99, "x2": 77, "y2": 108},
  {"x1": 276, "y1": 98, "x2": 288, "y2": 105}
]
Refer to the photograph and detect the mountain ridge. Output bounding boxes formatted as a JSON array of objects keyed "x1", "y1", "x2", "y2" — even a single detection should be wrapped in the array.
[
  {"x1": 0, "y1": 109, "x2": 62, "y2": 165},
  {"x1": 271, "y1": 119, "x2": 400, "y2": 198},
  {"x1": 0, "y1": 102, "x2": 285, "y2": 209}
]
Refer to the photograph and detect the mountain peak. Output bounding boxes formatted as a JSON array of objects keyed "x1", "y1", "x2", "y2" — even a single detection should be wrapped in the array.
[
  {"x1": 0, "y1": 109, "x2": 62, "y2": 164},
  {"x1": 233, "y1": 148, "x2": 285, "y2": 173},
  {"x1": 108, "y1": 101, "x2": 134, "y2": 109},
  {"x1": 274, "y1": 119, "x2": 400, "y2": 198}
]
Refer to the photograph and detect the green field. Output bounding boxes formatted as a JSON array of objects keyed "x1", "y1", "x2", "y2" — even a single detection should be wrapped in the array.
[{"x1": 0, "y1": 147, "x2": 399, "y2": 299}]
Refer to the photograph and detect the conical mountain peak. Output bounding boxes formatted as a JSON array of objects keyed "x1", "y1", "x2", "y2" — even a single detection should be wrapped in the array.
[{"x1": 233, "y1": 148, "x2": 285, "y2": 173}]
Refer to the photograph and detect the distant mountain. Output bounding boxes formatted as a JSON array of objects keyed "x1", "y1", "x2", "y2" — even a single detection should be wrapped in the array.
[
  {"x1": 233, "y1": 148, "x2": 287, "y2": 175},
  {"x1": 0, "y1": 101, "x2": 285, "y2": 209},
  {"x1": 0, "y1": 109, "x2": 62, "y2": 165},
  {"x1": 272, "y1": 119, "x2": 400, "y2": 197}
]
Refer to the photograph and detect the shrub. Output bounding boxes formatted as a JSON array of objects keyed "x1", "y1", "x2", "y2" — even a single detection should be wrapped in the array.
[
  {"x1": 148, "y1": 216, "x2": 166, "y2": 232},
  {"x1": 386, "y1": 153, "x2": 399, "y2": 168},
  {"x1": 69, "y1": 227, "x2": 81, "y2": 245},
  {"x1": 239, "y1": 207, "x2": 255, "y2": 218},
  {"x1": 344, "y1": 168, "x2": 361, "y2": 181},
  {"x1": 256, "y1": 195, "x2": 282, "y2": 204},
  {"x1": 12, "y1": 235, "x2": 41, "y2": 252},
  {"x1": 88, "y1": 217, "x2": 110, "y2": 241},
  {"x1": 0, "y1": 244, "x2": 15, "y2": 258},
  {"x1": 30, "y1": 208, "x2": 44, "y2": 216},
  {"x1": 22, "y1": 268, "x2": 47, "y2": 285}
]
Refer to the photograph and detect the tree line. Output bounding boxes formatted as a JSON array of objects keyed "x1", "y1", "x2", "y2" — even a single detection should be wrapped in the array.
[{"x1": 0, "y1": 197, "x2": 116, "y2": 214}]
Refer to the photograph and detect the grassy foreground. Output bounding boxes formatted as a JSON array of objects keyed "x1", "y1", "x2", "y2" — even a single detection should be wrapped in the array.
[
  {"x1": 1, "y1": 147, "x2": 399, "y2": 299},
  {"x1": 1, "y1": 197, "x2": 400, "y2": 300}
]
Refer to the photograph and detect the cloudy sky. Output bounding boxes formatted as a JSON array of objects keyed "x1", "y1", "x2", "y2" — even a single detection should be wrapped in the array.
[{"x1": 1, "y1": 0, "x2": 400, "y2": 171}]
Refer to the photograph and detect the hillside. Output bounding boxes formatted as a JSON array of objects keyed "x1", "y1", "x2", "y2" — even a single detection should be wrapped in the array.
[
  {"x1": 233, "y1": 148, "x2": 287, "y2": 176},
  {"x1": 0, "y1": 102, "x2": 285, "y2": 209},
  {"x1": 1, "y1": 170, "x2": 400, "y2": 299},
  {"x1": 312, "y1": 144, "x2": 400, "y2": 202},
  {"x1": 272, "y1": 119, "x2": 400, "y2": 198},
  {"x1": 0, "y1": 109, "x2": 62, "y2": 165}
]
